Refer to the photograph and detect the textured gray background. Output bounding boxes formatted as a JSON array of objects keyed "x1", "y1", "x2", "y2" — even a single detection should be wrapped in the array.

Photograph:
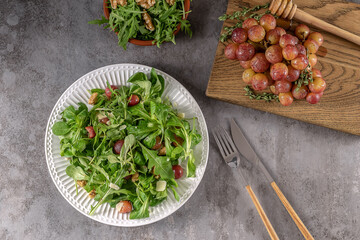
[{"x1": 1, "y1": 0, "x2": 360, "y2": 239}]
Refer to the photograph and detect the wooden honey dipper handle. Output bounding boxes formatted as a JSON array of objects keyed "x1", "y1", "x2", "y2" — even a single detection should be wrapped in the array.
[{"x1": 269, "y1": 0, "x2": 360, "y2": 46}]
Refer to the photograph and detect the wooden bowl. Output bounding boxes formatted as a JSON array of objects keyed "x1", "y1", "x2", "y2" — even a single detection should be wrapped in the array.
[{"x1": 103, "y1": 0, "x2": 191, "y2": 46}]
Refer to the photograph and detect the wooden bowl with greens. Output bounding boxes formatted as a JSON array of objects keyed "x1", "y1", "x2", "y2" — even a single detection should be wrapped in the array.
[{"x1": 89, "y1": 0, "x2": 191, "y2": 49}]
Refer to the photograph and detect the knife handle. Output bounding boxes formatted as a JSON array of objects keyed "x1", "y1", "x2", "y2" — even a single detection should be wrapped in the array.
[
  {"x1": 271, "y1": 182, "x2": 314, "y2": 240},
  {"x1": 246, "y1": 185, "x2": 280, "y2": 240}
]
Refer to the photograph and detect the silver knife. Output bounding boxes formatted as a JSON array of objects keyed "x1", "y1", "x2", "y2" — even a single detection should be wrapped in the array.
[
  {"x1": 230, "y1": 118, "x2": 314, "y2": 240},
  {"x1": 230, "y1": 118, "x2": 273, "y2": 183}
]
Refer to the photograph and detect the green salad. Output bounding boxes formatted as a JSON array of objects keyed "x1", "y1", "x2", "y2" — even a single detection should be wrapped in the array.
[
  {"x1": 52, "y1": 69, "x2": 202, "y2": 219},
  {"x1": 89, "y1": 0, "x2": 192, "y2": 49}
]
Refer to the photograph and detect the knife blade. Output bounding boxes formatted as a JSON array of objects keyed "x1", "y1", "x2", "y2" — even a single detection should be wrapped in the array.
[{"x1": 230, "y1": 118, "x2": 274, "y2": 183}]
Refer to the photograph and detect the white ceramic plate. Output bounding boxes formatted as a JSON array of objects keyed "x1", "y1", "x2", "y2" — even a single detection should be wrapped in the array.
[{"x1": 45, "y1": 64, "x2": 209, "y2": 227}]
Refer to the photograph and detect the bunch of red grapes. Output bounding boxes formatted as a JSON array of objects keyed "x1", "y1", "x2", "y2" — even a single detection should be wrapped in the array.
[{"x1": 224, "y1": 14, "x2": 325, "y2": 106}]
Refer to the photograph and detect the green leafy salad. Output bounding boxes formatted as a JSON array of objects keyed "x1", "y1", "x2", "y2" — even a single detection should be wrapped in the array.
[
  {"x1": 52, "y1": 69, "x2": 202, "y2": 219},
  {"x1": 89, "y1": 0, "x2": 192, "y2": 49}
]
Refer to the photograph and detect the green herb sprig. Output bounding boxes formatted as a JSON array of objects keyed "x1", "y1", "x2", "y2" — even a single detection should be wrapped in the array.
[
  {"x1": 219, "y1": 3, "x2": 271, "y2": 42},
  {"x1": 244, "y1": 85, "x2": 279, "y2": 102}
]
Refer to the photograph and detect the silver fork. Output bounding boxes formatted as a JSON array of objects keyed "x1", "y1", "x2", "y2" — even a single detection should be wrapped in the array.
[{"x1": 212, "y1": 126, "x2": 280, "y2": 240}]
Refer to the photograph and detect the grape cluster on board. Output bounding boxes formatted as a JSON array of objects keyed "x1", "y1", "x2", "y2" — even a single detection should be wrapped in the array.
[{"x1": 223, "y1": 13, "x2": 325, "y2": 106}]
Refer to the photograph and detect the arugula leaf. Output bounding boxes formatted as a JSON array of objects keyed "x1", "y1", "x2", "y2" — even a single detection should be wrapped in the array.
[
  {"x1": 66, "y1": 165, "x2": 89, "y2": 180},
  {"x1": 139, "y1": 142, "x2": 174, "y2": 179},
  {"x1": 52, "y1": 122, "x2": 71, "y2": 136},
  {"x1": 130, "y1": 190, "x2": 150, "y2": 219}
]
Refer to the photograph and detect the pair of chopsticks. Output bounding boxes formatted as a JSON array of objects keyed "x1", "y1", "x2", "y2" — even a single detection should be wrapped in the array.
[{"x1": 213, "y1": 119, "x2": 314, "y2": 240}]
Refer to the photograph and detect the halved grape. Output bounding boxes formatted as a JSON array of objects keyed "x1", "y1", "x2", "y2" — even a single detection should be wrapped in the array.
[
  {"x1": 308, "y1": 32, "x2": 324, "y2": 46},
  {"x1": 292, "y1": 85, "x2": 308, "y2": 99},
  {"x1": 291, "y1": 54, "x2": 309, "y2": 70},
  {"x1": 252, "y1": 73, "x2": 269, "y2": 91},
  {"x1": 266, "y1": 29, "x2": 280, "y2": 44},
  {"x1": 240, "y1": 60, "x2": 251, "y2": 69},
  {"x1": 282, "y1": 44, "x2": 299, "y2": 60},
  {"x1": 279, "y1": 34, "x2": 298, "y2": 48},
  {"x1": 232, "y1": 28, "x2": 248, "y2": 44},
  {"x1": 248, "y1": 25, "x2": 266, "y2": 42},
  {"x1": 279, "y1": 92, "x2": 294, "y2": 106},
  {"x1": 242, "y1": 18, "x2": 259, "y2": 30},
  {"x1": 286, "y1": 65, "x2": 300, "y2": 82},
  {"x1": 242, "y1": 68, "x2": 256, "y2": 84},
  {"x1": 250, "y1": 53, "x2": 270, "y2": 72},
  {"x1": 236, "y1": 43, "x2": 255, "y2": 61},
  {"x1": 224, "y1": 43, "x2": 238, "y2": 60},
  {"x1": 265, "y1": 45, "x2": 283, "y2": 64},
  {"x1": 304, "y1": 39, "x2": 319, "y2": 53},
  {"x1": 309, "y1": 77, "x2": 326, "y2": 93},
  {"x1": 306, "y1": 92, "x2": 321, "y2": 104},
  {"x1": 259, "y1": 14, "x2": 276, "y2": 31},
  {"x1": 275, "y1": 80, "x2": 292, "y2": 93},
  {"x1": 270, "y1": 63, "x2": 288, "y2": 81},
  {"x1": 295, "y1": 24, "x2": 310, "y2": 40}
]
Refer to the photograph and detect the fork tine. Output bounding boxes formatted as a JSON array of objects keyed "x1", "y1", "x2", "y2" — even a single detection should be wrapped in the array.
[
  {"x1": 214, "y1": 126, "x2": 230, "y2": 156},
  {"x1": 222, "y1": 127, "x2": 237, "y2": 153},
  {"x1": 217, "y1": 126, "x2": 234, "y2": 154},
  {"x1": 212, "y1": 128, "x2": 226, "y2": 158}
]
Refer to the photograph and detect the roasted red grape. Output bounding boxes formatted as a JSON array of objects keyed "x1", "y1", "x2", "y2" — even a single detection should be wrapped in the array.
[
  {"x1": 172, "y1": 165, "x2": 184, "y2": 179},
  {"x1": 285, "y1": 65, "x2": 300, "y2": 82},
  {"x1": 128, "y1": 94, "x2": 140, "y2": 106},
  {"x1": 265, "y1": 45, "x2": 283, "y2": 64},
  {"x1": 295, "y1": 24, "x2": 310, "y2": 40},
  {"x1": 308, "y1": 32, "x2": 324, "y2": 46},
  {"x1": 259, "y1": 14, "x2": 276, "y2": 31},
  {"x1": 312, "y1": 68, "x2": 322, "y2": 78},
  {"x1": 304, "y1": 39, "x2": 319, "y2": 53},
  {"x1": 309, "y1": 77, "x2": 326, "y2": 93},
  {"x1": 266, "y1": 29, "x2": 280, "y2": 44},
  {"x1": 242, "y1": 68, "x2": 255, "y2": 84},
  {"x1": 282, "y1": 44, "x2": 299, "y2": 60},
  {"x1": 248, "y1": 25, "x2": 266, "y2": 42},
  {"x1": 113, "y1": 139, "x2": 124, "y2": 154},
  {"x1": 117, "y1": 200, "x2": 132, "y2": 213},
  {"x1": 275, "y1": 27, "x2": 286, "y2": 36},
  {"x1": 236, "y1": 43, "x2": 255, "y2": 61},
  {"x1": 306, "y1": 92, "x2": 321, "y2": 104},
  {"x1": 291, "y1": 54, "x2": 309, "y2": 70},
  {"x1": 275, "y1": 80, "x2": 292, "y2": 93},
  {"x1": 270, "y1": 63, "x2": 288, "y2": 81},
  {"x1": 232, "y1": 28, "x2": 248, "y2": 44},
  {"x1": 279, "y1": 34, "x2": 298, "y2": 48},
  {"x1": 85, "y1": 126, "x2": 96, "y2": 139},
  {"x1": 224, "y1": 43, "x2": 238, "y2": 60},
  {"x1": 295, "y1": 44, "x2": 306, "y2": 56},
  {"x1": 105, "y1": 85, "x2": 118, "y2": 99},
  {"x1": 279, "y1": 92, "x2": 294, "y2": 106},
  {"x1": 242, "y1": 18, "x2": 259, "y2": 30},
  {"x1": 250, "y1": 53, "x2": 270, "y2": 72},
  {"x1": 292, "y1": 85, "x2": 308, "y2": 99},
  {"x1": 308, "y1": 53, "x2": 317, "y2": 67},
  {"x1": 251, "y1": 73, "x2": 269, "y2": 91},
  {"x1": 152, "y1": 136, "x2": 162, "y2": 150}
]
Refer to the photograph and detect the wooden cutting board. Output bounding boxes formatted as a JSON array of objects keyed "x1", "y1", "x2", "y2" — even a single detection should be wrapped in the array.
[{"x1": 206, "y1": 0, "x2": 360, "y2": 135}]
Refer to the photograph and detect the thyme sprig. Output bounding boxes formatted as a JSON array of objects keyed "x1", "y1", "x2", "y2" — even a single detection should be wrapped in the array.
[
  {"x1": 244, "y1": 86, "x2": 279, "y2": 102},
  {"x1": 219, "y1": 3, "x2": 271, "y2": 42},
  {"x1": 294, "y1": 50, "x2": 314, "y2": 89}
]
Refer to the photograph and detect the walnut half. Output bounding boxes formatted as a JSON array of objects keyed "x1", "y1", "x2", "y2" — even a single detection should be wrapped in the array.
[
  {"x1": 142, "y1": 12, "x2": 155, "y2": 31},
  {"x1": 88, "y1": 92, "x2": 98, "y2": 105},
  {"x1": 136, "y1": 0, "x2": 155, "y2": 9},
  {"x1": 166, "y1": 0, "x2": 175, "y2": 6},
  {"x1": 110, "y1": 0, "x2": 127, "y2": 9}
]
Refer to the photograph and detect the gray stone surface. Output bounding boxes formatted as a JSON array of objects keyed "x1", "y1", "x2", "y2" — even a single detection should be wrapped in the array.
[{"x1": 1, "y1": 0, "x2": 360, "y2": 239}]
